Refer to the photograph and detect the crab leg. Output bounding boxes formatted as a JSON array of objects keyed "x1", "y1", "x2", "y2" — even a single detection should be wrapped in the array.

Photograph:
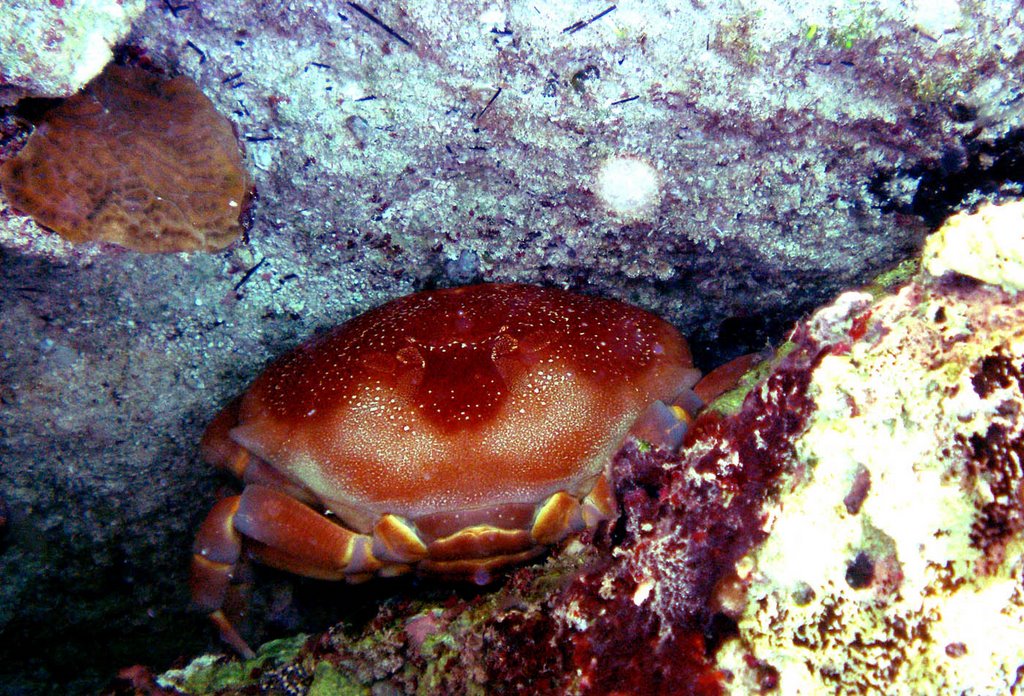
[
  {"x1": 631, "y1": 353, "x2": 764, "y2": 451},
  {"x1": 581, "y1": 471, "x2": 617, "y2": 527},
  {"x1": 233, "y1": 484, "x2": 382, "y2": 579},
  {"x1": 189, "y1": 496, "x2": 254, "y2": 658},
  {"x1": 199, "y1": 398, "x2": 249, "y2": 478},
  {"x1": 200, "y1": 399, "x2": 321, "y2": 505},
  {"x1": 692, "y1": 353, "x2": 761, "y2": 404},
  {"x1": 190, "y1": 484, "x2": 388, "y2": 656}
]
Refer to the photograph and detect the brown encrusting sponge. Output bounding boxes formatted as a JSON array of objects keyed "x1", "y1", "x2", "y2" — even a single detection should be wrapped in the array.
[{"x1": 0, "y1": 64, "x2": 250, "y2": 253}]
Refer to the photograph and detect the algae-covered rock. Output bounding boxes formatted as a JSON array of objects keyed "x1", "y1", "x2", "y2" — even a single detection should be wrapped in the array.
[
  {"x1": 0, "y1": 0, "x2": 145, "y2": 102},
  {"x1": 719, "y1": 199, "x2": 1024, "y2": 693},
  {"x1": 923, "y1": 199, "x2": 1024, "y2": 293}
]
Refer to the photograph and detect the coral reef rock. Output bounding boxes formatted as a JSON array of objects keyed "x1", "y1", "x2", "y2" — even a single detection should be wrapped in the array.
[
  {"x1": 0, "y1": 0, "x2": 145, "y2": 102},
  {"x1": 721, "y1": 200, "x2": 1024, "y2": 693},
  {"x1": 923, "y1": 199, "x2": 1024, "y2": 293},
  {"x1": 1, "y1": 64, "x2": 250, "y2": 253}
]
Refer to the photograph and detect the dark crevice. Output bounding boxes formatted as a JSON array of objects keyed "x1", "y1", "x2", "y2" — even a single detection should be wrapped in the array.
[{"x1": 871, "y1": 125, "x2": 1024, "y2": 227}]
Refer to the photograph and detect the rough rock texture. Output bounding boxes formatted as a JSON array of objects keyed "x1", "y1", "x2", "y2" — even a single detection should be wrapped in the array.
[
  {"x1": 720, "y1": 297, "x2": 1024, "y2": 690},
  {"x1": 128, "y1": 0, "x2": 1024, "y2": 361},
  {"x1": 4, "y1": 0, "x2": 1024, "y2": 355},
  {"x1": 129, "y1": 200, "x2": 1024, "y2": 694},
  {"x1": 0, "y1": 0, "x2": 145, "y2": 103},
  {"x1": 2, "y1": 0, "x2": 1024, "y2": 693},
  {"x1": 923, "y1": 199, "x2": 1024, "y2": 292}
]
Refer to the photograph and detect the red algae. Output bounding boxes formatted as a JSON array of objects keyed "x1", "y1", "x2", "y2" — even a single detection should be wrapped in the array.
[
  {"x1": 483, "y1": 609, "x2": 567, "y2": 693},
  {"x1": 471, "y1": 339, "x2": 825, "y2": 695},
  {"x1": 963, "y1": 349, "x2": 1024, "y2": 573},
  {"x1": 562, "y1": 575, "x2": 723, "y2": 696}
]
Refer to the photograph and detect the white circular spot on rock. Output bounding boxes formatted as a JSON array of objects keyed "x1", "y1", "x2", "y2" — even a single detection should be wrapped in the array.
[{"x1": 595, "y1": 156, "x2": 661, "y2": 219}]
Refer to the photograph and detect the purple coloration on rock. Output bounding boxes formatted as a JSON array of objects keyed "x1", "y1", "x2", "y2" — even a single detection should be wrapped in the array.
[{"x1": 3, "y1": 2, "x2": 1024, "y2": 693}]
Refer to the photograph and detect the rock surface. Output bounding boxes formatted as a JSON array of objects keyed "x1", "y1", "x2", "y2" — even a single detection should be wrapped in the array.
[
  {"x1": 1, "y1": 0, "x2": 1023, "y2": 692},
  {"x1": 719, "y1": 207, "x2": 1024, "y2": 693},
  {"x1": 0, "y1": 0, "x2": 145, "y2": 102}
]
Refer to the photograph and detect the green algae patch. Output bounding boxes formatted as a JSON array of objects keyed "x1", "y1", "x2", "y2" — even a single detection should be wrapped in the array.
[
  {"x1": 159, "y1": 635, "x2": 309, "y2": 693},
  {"x1": 825, "y1": 9, "x2": 875, "y2": 49},
  {"x1": 158, "y1": 654, "x2": 248, "y2": 693},
  {"x1": 705, "y1": 356, "x2": 776, "y2": 417},
  {"x1": 866, "y1": 258, "x2": 920, "y2": 297},
  {"x1": 256, "y1": 634, "x2": 310, "y2": 662},
  {"x1": 308, "y1": 662, "x2": 368, "y2": 696},
  {"x1": 704, "y1": 342, "x2": 797, "y2": 419}
]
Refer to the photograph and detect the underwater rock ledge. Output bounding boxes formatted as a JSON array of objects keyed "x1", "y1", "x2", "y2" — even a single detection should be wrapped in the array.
[
  {"x1": 5, "y1": 3, "x2": 1024, "y2": 692},
  {"x1": 120, "y1": 201, "x2": 1024, "y2": 694}
]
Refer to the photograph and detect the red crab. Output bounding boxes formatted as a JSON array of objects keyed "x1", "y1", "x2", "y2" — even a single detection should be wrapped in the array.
[{"x1": 191, "y1": 283, "x2": 729, "y2": 656}]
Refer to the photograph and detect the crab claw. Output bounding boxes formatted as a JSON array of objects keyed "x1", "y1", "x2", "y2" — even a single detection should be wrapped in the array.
[
  {"x1": 693, "y1": 353, "x2": 762, "y2": 405},
  {"x1": 631, "y1": 400, "x2": 695, "y2": 451}
]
